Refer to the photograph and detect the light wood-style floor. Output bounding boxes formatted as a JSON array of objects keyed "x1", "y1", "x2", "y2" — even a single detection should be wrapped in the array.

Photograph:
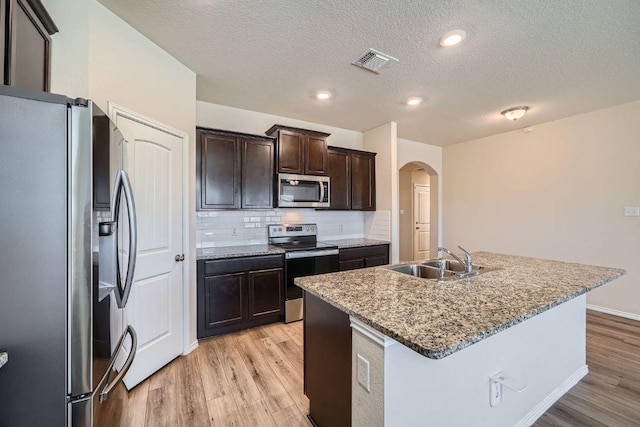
[
  {"x1": 101, "y1": 321, "x2": 311, "y2": 426},
  {"x1": 106, "y1": 311, "x2": 640, "y2": 426},
  {"x1": 533, "y1": 311, "x2": 640, "y2": 427}
]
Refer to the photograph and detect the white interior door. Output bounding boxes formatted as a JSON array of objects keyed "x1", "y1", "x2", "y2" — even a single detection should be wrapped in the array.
[
  {"x1": 113, "y1": 111, "x2": 184, "y2": 389},
  {"x1": 413, "y1": 184, "x2": 430, "y2": 260}
]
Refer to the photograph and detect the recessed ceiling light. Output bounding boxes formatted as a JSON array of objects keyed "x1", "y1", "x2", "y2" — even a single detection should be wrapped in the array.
[
  {"x1": 439, "y1": 30, "x2": 466, "y2": 47},
  {"x1": 501, "y1": 106, "x2": 530, "y2": 121},
  {"x1": 315, "y1": 90, "x2": 332, "y2": 100},
  {"x1": 406, "y1": 97, "x2": 422, "y2": 106}
]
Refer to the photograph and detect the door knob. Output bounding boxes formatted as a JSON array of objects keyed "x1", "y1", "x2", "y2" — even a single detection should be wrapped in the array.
[{"x1": 175, "y1": 254, "x2": 185, "y2": 262}]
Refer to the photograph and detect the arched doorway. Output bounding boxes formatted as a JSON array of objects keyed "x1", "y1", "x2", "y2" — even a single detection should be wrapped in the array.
[{"x1": 398, "y1": 161, "x2": 439, "y2": 262}]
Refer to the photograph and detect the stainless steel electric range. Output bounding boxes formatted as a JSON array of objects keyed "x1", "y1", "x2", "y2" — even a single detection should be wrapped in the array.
[{"x1": 268, "y1": 224, "x2": 339, "y2": 322}]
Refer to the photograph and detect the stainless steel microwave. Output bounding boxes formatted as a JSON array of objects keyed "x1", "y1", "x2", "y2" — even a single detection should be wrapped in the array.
[{"x1": 278, "y1": 173, "x2": 330, "y2": 208}]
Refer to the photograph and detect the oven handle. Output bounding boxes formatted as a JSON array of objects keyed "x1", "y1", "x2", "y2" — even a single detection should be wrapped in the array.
[{"x1": 285, "y1": 249, "x2": 339, "y2": 259}]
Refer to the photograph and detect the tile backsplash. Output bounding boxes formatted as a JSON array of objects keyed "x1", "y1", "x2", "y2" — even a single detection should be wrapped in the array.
[
  {"x1": 196, "y1": 209, "x2": 367, "y2": 248},
  {"x1": 365, "y1": 210, "x2": 391, "y2": 241}
]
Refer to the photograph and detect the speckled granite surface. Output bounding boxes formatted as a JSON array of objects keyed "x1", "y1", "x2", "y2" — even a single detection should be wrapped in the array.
[
  {"x1": 320, "y1": 238, "x2": 390, "y2": 249},
  {"x1": 197, "y1": 239, "x2": 388, "y2": 260},
  {"x1": 295, "y1": 252, "x2": 625, "y2": 359},
  {"x1": 196, "y1": 245, "x2": 284, "y2": 260},
  {"x1": 0, "y1": 352, "x2": 7, "y2": 368}
]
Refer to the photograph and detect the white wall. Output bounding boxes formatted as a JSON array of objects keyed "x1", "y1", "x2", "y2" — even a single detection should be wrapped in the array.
[
  {"x1": 398, "y1": 170, "x2": 412, "y2": 260},
  {"x1": 443, "y1": 100, "x2": 640, "y2": 317},
  {"x1": 44, "y1": 0, "x2": 199, "y2": 349},
  {"x1": 384, "y1": 296, "x2": 586, "y2": 426},
  {"x1": 364, "y1": 123, "x2": 398, "y2": 260},
  {"x1": 398, "y1": 138, "x2": 443, "y2": 254},
  {"x1": 43, "y1": 0, "x2": 89, "y2": 98},
  {"x1": 88, "y1": 2, "x2": 196, "y2": 142},
  {"x1": 197, "y1": 100, "x2": 363, "y2": 150}
]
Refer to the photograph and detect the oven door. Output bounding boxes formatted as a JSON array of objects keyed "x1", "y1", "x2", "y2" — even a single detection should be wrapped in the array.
[
  {"x1": 278, "y1": 173, "x2": 330, "y2": 208},
  {"x1": 284, "y1": 250, "x2": 339, "y2": 322}
]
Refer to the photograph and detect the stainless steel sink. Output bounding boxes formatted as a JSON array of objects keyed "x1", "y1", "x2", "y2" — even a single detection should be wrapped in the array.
[
  {"x1": 385, "y1": 259, "x2": 502, "y2": 282},
  {"x1": 387, "y1": 264, "x2": 458, "y2": 280},
  {"x1": 422, "y1": 259, "x2": 467, "y2": 272}
]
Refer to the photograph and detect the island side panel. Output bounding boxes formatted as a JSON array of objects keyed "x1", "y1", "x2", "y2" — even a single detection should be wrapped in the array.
[
  {"x1": 383, "y1": 295, "x2": 587, "y2": 427},
  {"x1": 351, "y1": 327, "x2": 385, "y2": 427},
  {"x1": 304, "y1": 291, "x2": 352, "y2": 427}
]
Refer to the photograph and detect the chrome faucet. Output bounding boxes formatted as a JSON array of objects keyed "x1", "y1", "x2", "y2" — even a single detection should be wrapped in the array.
[{"x1": 437, "y1": 246, "x2": 473, "y2": 274}]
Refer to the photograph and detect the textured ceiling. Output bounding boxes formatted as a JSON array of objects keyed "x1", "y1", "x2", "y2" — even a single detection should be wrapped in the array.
[{"x1": 98, "y1": 0, "x2": 640, "y2": 146}]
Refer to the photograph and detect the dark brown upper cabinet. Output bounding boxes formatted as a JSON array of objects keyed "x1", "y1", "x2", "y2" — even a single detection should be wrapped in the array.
[
  {"x1": 2, "y1": 0, "x2": 58, "y2": 92},
  {"x1": 351, "y1": 150, "x2": 376, "y2": 210},
  {"x1": 242, "y1": 137, "x2": 275, "y2": 209},
  {"x1": 266, "y1": 124, "x2": 330, "y2": 176},
  {"x1": 197, "y1": 128, "x2": 275, "y2": 210},
  {"x1": 92, "y1": 115, "x2": 111, "y2": 211},
  {"x1": 326, "y1": 146, "x2": 376, "y2": 211},
  {"x1": 326, "y1": 147, "x2": 351, "y2": 209}
]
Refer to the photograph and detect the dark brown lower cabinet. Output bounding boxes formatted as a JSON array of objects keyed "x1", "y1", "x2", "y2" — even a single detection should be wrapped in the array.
[
  {"x1": 197, "y1": 255, "x2": 284, "y2": 339},
  {"x1": 203, "y1": 272, "x2": 245, "y2": 330},
  {"x1": 304, "y1": 291, "x2": 352, "y2": 427},
  {"x1": 339, "y1": 244, "x2": 390, "y2": 271},
  {"x1": 248, "y1": 268, "x2": 283, "y2": 320}
]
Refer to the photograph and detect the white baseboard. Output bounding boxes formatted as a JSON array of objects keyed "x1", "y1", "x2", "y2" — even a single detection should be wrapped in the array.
[
  {"x1": 515, "y1": 365, "x2": 588, "y2": 427},
  {"x1": 183, "y1": 340, "x2": 199, "y2": 356},
  {"x1": 587, "y1": 304, "x2": 640, "y2": 322}
]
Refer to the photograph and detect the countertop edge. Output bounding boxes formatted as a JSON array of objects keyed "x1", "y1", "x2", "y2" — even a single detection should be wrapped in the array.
[
  {"x1": 298, "y1": 267, "x2": 626, "y2": 360},
  {"x1": 320, "y1": 238, "x2": 390, "y2": 249},
  {"x1": 196, "y1": 238, "x2": 390, "y2": 260},
  {"x1": 196, "y1": 246, "x2": 285, "y2": 260}
]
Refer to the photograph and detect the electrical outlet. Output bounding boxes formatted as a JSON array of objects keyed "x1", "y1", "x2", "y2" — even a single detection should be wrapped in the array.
[
  {"x1": 231, "y1": 227, "x2": 237, "y2": 236},
  {"x1": 490, "y1": 377, "x2": 502, "y2": 407},
  {"x1": 357, "y1": 354, "x2": 370, "y2": 392},
  {"x1": 624, "y1": 207, "x2": 640, "y2": 217}
]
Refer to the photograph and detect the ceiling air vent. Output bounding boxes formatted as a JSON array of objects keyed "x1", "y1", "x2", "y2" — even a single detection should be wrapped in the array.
[{"x1": 352, "y1": 48, "x2": 399, "y2": 74}]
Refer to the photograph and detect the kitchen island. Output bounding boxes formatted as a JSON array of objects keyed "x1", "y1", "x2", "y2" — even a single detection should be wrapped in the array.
[{"x1": 296, "y1": 252, "x2": 624, "y2": 427}]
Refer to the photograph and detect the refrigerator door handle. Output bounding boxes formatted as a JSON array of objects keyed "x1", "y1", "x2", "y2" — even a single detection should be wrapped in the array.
[
  {"x1": 115, "y1": 170, "x2": 137, "y2": 309},
  {"x1": 102, "y1": 170, "x2": 138, "y2": 308},
  {"x1": 95, "y1": 325, "x2": 138, "y2": 403}
]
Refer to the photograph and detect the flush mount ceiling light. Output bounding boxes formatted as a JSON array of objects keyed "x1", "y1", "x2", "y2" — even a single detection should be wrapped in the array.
[
  {"x1": 406, "y1": 97, "x2": 423, "y2": 106},
  {"x1": 439, "y1": 30, "x2": 466, "y2": 47},
  {"x1": 315, "y1": 90, "x2": 332, "y2": 100},
  {"x1": 501, "y1": 106, "x2": 530, "y2": 121}
]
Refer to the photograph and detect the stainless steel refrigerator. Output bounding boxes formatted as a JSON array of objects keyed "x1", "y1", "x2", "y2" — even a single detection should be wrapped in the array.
[{"x1": 0, "y1": 85, "x2": 138, "y2": 426}]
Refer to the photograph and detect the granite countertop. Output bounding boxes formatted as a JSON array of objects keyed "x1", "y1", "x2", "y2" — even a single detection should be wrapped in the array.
[
  {"x1": 197, "y1": 245, "x2": 284, "y2": 260},
  {"x1": 320, "y1": 238, "x2": 390, "y2": 249},
  {"x1": 196, "y1": 238, "x2": 389, "y2": 260},
  {"x1": 0, "y1": 352, "x2": 7, "y2": 369},
  {"x1": 295, "y1": 252, "x2": 625, "y2": 359}
]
